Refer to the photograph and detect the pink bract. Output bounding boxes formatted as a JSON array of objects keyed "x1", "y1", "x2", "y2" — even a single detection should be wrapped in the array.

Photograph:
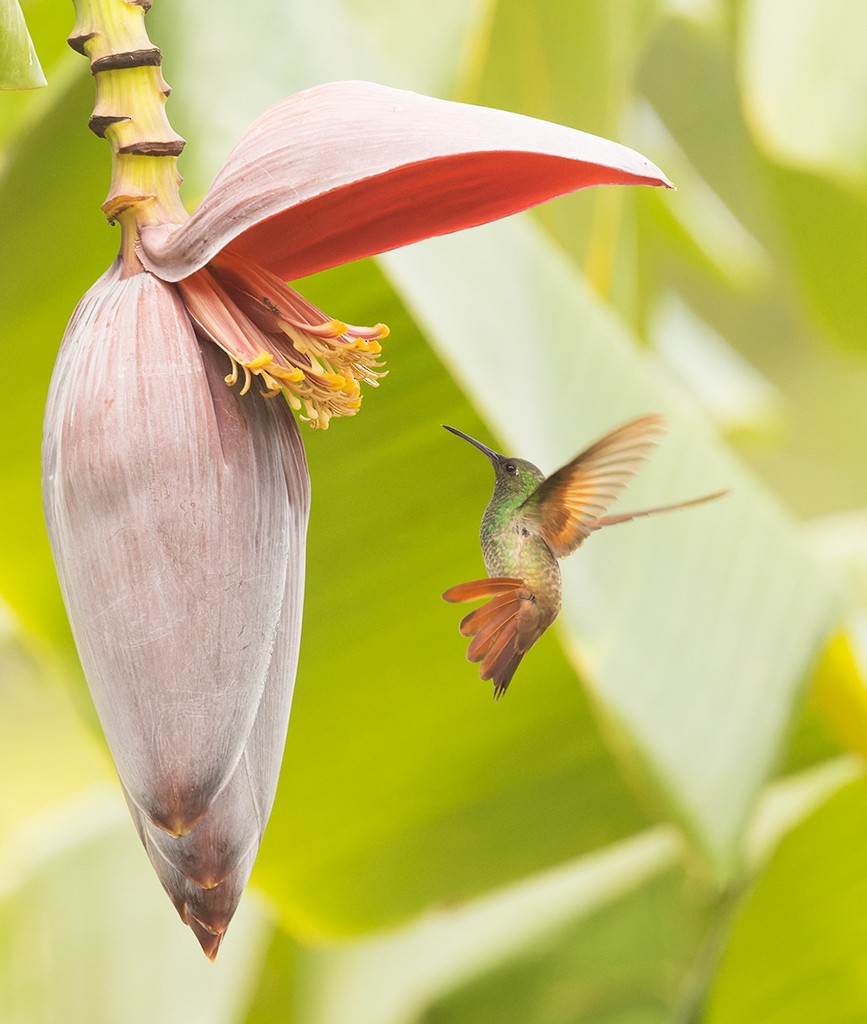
[{"x1": 139, "y1": 80, "x2": 672, "y2": 283}]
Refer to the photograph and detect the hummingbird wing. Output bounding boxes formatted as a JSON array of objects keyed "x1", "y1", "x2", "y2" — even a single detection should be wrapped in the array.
[
  {"x1": 443, "y1": 577, "x2": 543, "y2": 699},
  {"x1": 519, "y1": 414, "x2": 665, "y2": 558}
]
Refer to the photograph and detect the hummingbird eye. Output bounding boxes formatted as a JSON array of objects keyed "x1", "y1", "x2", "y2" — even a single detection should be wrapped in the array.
[{"x1": 504, "y1": 463, "x2": 518, "y2": 476}]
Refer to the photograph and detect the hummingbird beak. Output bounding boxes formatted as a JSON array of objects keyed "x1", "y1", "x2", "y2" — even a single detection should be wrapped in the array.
[{"x1": 442, "y1": 425, "x2": 501, "y2": 465}]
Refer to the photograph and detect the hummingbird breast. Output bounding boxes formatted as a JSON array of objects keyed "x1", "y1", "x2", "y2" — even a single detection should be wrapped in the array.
[{"x1": 480, "y1": 511, "x2": 562, "y2": 626}]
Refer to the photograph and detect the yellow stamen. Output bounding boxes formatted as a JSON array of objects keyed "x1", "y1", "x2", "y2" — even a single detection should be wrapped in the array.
[
  {"x1": 247, "y1": 351, "x2": 276, "y2": 370},
  {"x1": 224, "y1": 356, "x2": 240, "y2": 387},
  {"x1": 356, "y1": 339, "x2": 383, "y2": 354},
  {"x1": 206, "y1": 253, "x2": 389, "y2": 429},
  {"x1": 305, "y1": 353, "x2": 326, "y2": 376},
  {"x1": 269, "y1": 365, "x2": 305, "y2": 383},
  {"x1": 315, "y1": 319, "x2": 347, "y2": 338}
]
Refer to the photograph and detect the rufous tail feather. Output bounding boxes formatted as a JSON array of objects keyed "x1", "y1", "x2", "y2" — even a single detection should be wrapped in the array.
[
  {"x1": 462, "y1": 592, "x2": 521, "y2": 640},
  {"x1": 442, "y1": 577, "x2": 525, "y2": 603},
  {"x1": 442, "y1": 577, "x2": 532, "y2": 699}
]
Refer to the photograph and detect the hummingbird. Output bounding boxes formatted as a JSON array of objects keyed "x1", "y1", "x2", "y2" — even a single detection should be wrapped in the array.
[{"x1": 442, "y1": 414, "x2": 727, "y2": 700}]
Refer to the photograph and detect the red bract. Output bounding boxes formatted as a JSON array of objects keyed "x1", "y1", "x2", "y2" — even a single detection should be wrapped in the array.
[{"x1": 139, "y1": 80, "x2": 672, "y2": 283}]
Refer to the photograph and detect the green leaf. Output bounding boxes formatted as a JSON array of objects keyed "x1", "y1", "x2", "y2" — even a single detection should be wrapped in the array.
[
  {"x1": 253, "y1": 259, "x2": 650, "y2": 937},
  {"x1": 380, "y1": 216, "x2": 839, "y2": 875},
  {"x1": 0, "y1": 7, "x2": 78, "y2": 149},
  {"x1": 0, "y1": 70, "x2": 117, "y2": 648},
  {"x1": 637, "y1": 17, "x2": 773, "y2": 240},
  {"x1": 240, "y1": 927, "x2": 300, "y2": 1024},
  {"x1": 0, "y1": 795, "x2": 273, "y2": 1023},
  {"x1": 296, "y1": 829, "x2": 697, "y2": 1024},
  {"x1": 469, "y1": 0, "x2": 664, "y2": 288},
  {"x1": 705, "y1": 776, "x2": 867, "y2": 1024},
  {"x1": 638, "y1": 13, "x2": 867, "y2": 378},
  {"x1": 148, "y1": 0, "x2": 490, "y2": 198},
  {"x1": 0, "y1": 0, "x2": 46, "y2": 90},
  {"x1": 778, "y1": 635, "x2": 849, "y2": 777},
  {"x1": 739, "y1": 0, "x2": 867, "y2": 190},
  {"x1": 766, "y1": 165, "x2": 867, "y2": 353},
  {"x1": 414, "y1": 859, "x2": 709, "y2": 1024},
  {"x1": 0, "y1": 630, "x2": 109, "y2": 839},
  {"x1": 472, "y1": 0, "x2": 660, "y2": 134}
]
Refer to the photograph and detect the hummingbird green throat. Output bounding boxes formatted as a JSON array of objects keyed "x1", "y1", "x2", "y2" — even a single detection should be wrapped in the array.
[{"x1": 442, "y1": 414, "x2": 727, "y2": 700}]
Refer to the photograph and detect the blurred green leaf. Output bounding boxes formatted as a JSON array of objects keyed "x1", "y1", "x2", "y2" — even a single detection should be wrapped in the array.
[
  {"x1": 472, "y1": 0, "x2": 660, "y2": 134},
  {"x1": 767, "y1": 165, "x2": 867, "y2": 352},
  {"x1": 0, "y1": 0, "x2": 45, "y2": 90},
  {"x1": 637, "y1": 17, "x2": 773, "y2": 239},
  {"x1": 296, "y1": 829, "x2": 692, "y2": 1024},
  {"x1": 470, "y1": 0, "x2": 664, "y2": 300},
  {"x1": 649, "y1": 292, "x2": 782, "y2": 434},
  {"x1": 0, "y1": 631, "x2": 108, "y2": 843},
  {"x1": 254, "y1": 259, "x2": 650, "y2": 937},
  {"x1": 739, "y1": 0, "x2": 867, "y2": 189},
  {"x1": 4, "y1": 2, "x2": 867, "y2": 1018},
  {"x1": 706, "y1": 775, "x2": 867, "y2": 1024},
  {"x1": 414, "y1": 859, "x2": 709, "y2": 1024},
  {"x1": 0, "y1": 6, "x2": 79, "y2": 155},
  {"x1": 0, "y1": 794, "x2": 272, "y2": 1024},
  {"x1": 381, "y1": 216, "x2": 839, "y2": 875},
  {"x1": 777, "y1": 635, "x2": 849, "y2": 776},
  {"x1": 274, "y1": 758, "x2": 855, "y2": 1024},
  {"x1": 149, "y1": 0, "x2": 489, "y2": 198},
  {"x1": 240, "y1": 927, "x2": 300, "y2": 1024},
  {"x1": 0, "y1": 70, "x2": 116, "y2": 647},
  {"x1": 638, "y1": 14, "x2": 867, "y2": 509}
]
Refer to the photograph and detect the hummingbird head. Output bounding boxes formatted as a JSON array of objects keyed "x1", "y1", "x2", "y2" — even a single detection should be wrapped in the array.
[{"x1": 443, "y1": 425, "x2": 544, "y2": 504}]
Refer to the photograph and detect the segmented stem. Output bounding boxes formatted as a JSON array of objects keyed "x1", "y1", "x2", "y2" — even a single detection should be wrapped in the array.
[{"x1": 69, "y1": 0, "x2": 188, "y2": 272}]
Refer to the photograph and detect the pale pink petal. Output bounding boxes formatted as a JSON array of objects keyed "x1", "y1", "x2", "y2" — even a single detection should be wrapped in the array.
[{"x1": 139, "y1": 80, "x2": 673, "y2": 283}]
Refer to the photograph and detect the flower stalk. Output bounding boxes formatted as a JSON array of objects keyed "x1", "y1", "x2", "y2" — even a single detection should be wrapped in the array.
[{"x1": 69, "y1": 0, "x2": 187, "y2": 253}]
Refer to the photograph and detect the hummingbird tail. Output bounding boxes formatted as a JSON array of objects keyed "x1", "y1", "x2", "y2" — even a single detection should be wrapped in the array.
[
  {"x1": 594, "y1": 489, "x2": 729, "y2": 530},
  {"x1": 442, "y1": 577, "x2": 534, "y2": 698},
  {"x1": 442, "y1": 577, "x2": 526, "y2": 603}
]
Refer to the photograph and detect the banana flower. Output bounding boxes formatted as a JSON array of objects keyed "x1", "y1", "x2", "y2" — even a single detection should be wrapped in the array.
[{"x1": 44, "y1": 2, "x2": 671, "y2": 960}]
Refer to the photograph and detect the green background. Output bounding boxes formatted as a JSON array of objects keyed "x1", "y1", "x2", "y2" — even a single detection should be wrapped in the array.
[{"x1": 3, "y1": 1, "x2": 867, "y2": 1020}]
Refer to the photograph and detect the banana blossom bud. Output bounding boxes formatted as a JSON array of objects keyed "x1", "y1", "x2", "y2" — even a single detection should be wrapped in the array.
[{"x1": 44, "y1": 77, "x2": 672, "y2": 958}]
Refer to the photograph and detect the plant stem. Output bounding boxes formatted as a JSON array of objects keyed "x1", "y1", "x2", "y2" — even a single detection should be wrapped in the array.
[
  {"x1": 673, "y1": 881, "x2": 746, "y2": 1024},
  {"x1": 69, "y1": 0, "x2": 188, "y2": 273}
]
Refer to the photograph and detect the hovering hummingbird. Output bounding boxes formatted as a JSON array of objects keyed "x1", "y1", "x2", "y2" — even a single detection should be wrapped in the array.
[{"x1": 442, "y1": 414, "x2": 727, "y2": 699}]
